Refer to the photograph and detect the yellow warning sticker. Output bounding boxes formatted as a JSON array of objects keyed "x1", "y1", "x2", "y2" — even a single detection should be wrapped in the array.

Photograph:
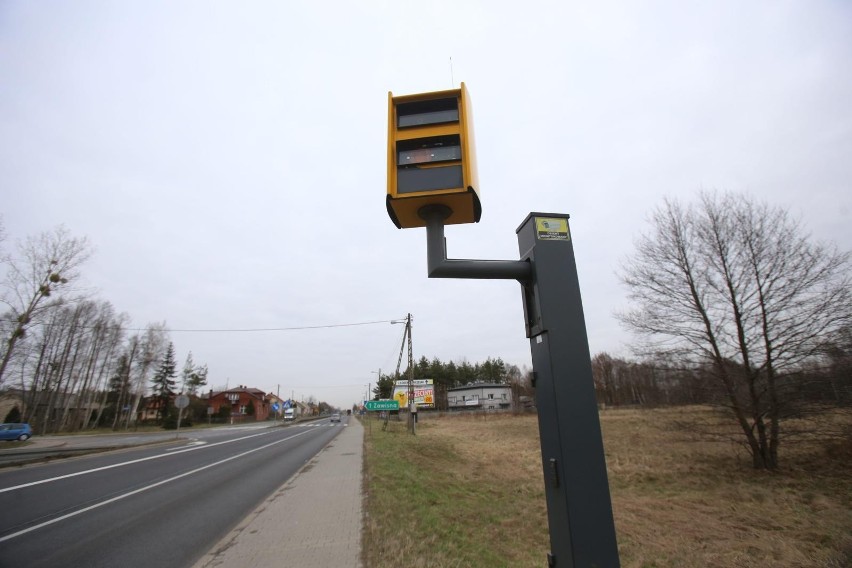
[{"x1": 535, "y1": 217, "x2": 570, "y2": 241}]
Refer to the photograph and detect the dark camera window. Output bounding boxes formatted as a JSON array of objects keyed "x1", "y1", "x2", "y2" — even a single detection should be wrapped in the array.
[
  {"x1": 397, "y1": 97, "x2": 459, "y2": 127},
  {"x1": 397, "y1": 165, "x2": 464, "y2": 194},
  {"x1": 397, "y1": 135, "x2": 461, "y2": 166}
]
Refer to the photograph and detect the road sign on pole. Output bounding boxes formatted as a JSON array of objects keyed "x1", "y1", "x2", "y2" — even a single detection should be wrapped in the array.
[
  {"x1": 174, "y1": 394, "x2": 190, "y2": 437},
  {"x1": 365, "y1": 400, "x2": 399, "y2": 411}
]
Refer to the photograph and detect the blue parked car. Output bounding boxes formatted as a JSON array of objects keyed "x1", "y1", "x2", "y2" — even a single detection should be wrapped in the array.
[{"x1": 0, "y1": 423, "x2": 32, "y2": 441}]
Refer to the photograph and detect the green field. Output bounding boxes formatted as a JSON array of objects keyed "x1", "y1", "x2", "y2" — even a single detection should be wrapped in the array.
[{"x1": 361, "y1": 407, "x2": 852, "y2": 568}]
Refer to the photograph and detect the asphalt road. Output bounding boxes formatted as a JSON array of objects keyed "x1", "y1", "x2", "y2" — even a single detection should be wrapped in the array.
[{"x1": 0, "y1": 420, "x2": 344, "y2": 568}]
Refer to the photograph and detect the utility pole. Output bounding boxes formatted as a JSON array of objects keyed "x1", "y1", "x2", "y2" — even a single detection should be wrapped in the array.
[
  {"x1": 370, "y1": 368, "x2": 382, "y2": 402},
  {"x1": 405, "y1": 314, "x2": 416, "y2": 434},
  {"x1": 392, "y1": 315, "x2": 416, "y2": 433}
]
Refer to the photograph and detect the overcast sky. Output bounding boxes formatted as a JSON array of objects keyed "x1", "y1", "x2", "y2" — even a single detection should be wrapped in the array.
[{"x1": 2, "y1": 1, "x2": 850, "y2": 409}]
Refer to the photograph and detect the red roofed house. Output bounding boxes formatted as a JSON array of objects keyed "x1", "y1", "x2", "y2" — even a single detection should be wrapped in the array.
[{"x1": 207, "y1": 386, "x2": 270, "y2": 423}]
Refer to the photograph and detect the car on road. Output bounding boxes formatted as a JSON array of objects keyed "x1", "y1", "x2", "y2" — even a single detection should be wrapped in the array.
[
  {"x1": 0, "y1": 423, "x2": 32, "y2": 441},
  {"x1": 330, "y1": 413, "x2": 341, "y2": 423}
]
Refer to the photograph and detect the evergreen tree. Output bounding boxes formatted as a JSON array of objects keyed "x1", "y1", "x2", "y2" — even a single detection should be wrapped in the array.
[
  {"x1": 373, "y1": 372, "x2": 395, "y2": 399},
  {"x1": 180, "y1": 351, "x2": 208, "y2": 396},
  {"x1": 150, "y1": 342, "x2": 177, "y2": 422},
  {"x1": 187, "y1": 363, "x2": 208, "y2": 395},
  {"x1": 110, "y1": 354, "x2": 132, "y2": 395},
  {"x1": 414, "y1": 356, "x2": 430, "y2": 380},
  {"x1": 457, "y1": 360, "x2": 476, "y2": 384},
  {"x1": 180, "y1": 352, "x2": 195, "y2": 393},
  {"x1": 444, "y1": 360, "x2": 459, "y2": 387},
  {"x1": 480, "y1": 357, "x2": 508, "y2": 383},
  {"x1": 106, "y1": 354, "x2": 132, "y2": 429}
]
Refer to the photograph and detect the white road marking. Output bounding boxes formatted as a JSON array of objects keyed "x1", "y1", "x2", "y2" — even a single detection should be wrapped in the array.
[
  {"x1": 0, "y1": 429, "x2": 294, "y2": 494},
  {"x1": 165, "y1": 440, "x2": 206, "y2": 451},
  {"x1": 0, "y1": 429, "x2": 314, "y2": 543}
]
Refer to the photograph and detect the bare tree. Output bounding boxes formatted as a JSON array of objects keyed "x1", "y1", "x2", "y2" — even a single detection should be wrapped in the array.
[
  {"x1": 0, "y1": 218, "x2": 6, "y2": 257},
  {"x1": 109, "y1": 338, "x2": 138, "y2": 430},
  {"x1": 592, "y1": 353, "x2": 620, "y2": 408},
  {"x1": 0, "y1": 226, "x2": 91, "y2": 386},
  {"x1": 618, "y1": 191, "x2": 851, "y2": 469},
  {"x1": 591, "y1": 353, "x2": 668, "y2": 407},
  {"x1": 85, "y1": 307, "x2": 128, "y2": 429},
  {"x1": 509, "y1": 364, "x2": 535, "y2": 413},
  {"x1": 125, "y1": 323, "x2": 168, "y2": 428}
]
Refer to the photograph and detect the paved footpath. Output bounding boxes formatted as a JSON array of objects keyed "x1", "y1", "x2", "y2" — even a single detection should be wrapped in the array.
[{"x1": 191, "y1": 417, "x2": 364, "y2": 568}]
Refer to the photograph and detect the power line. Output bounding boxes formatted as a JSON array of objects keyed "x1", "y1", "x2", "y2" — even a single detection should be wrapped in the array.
[
  {"x1": 1, "y1": 317, "x2": 407, "y2": 334},
  {"x1": 163, "y1": 318, "x2": 404, "y2": 333}
]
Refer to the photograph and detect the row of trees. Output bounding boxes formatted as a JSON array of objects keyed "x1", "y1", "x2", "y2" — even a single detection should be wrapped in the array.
[
  {"x1": 0, "y1": 223, "x2": 208, "y2": 433},
  {"x1": 592, "y1": 345, "x2": 852, "y2": 410},
  {"x1": 380, "y1": 338, "x2": 849, "y2": 419}
]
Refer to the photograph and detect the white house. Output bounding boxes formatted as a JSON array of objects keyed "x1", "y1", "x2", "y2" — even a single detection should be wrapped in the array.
[{"x1": 447, "y1": 383, "x2": 512, "y2": 410}]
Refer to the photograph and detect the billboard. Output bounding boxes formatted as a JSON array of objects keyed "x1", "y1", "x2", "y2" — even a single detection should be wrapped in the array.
[{"x1": 392, "y1": 379, "x2": 435, "y2": 409}]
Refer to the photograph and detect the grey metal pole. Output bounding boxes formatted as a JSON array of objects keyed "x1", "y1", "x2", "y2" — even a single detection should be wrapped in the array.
[
  {"x1": 416, "y1": 206, "x2": 620, "y2": 567},
  {"x1": 419, "y1": 205, "x2": 531, "y2": 281},
  {"x1": 516, "y1": 213, "x2": 619, "y2": 567}
]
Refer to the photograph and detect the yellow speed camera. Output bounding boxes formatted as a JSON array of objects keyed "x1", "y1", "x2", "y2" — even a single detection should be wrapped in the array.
[{"x1": 387, "y1": 83, "x2": 480, "y2": 229}]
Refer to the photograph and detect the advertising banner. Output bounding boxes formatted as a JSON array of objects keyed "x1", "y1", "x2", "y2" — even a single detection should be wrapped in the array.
[{"x1": 392, "y1": 379, "x2": 435, "y2": 409}]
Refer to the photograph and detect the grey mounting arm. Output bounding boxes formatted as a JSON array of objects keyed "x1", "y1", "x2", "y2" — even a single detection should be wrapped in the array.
[{"x1": 418, "y1": 205, "x2": 532, "y2": 282}]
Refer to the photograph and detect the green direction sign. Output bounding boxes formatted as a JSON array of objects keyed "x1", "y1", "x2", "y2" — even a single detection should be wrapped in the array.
[{"x1": 365, "y1": 400, "x2": 399, "y2": 411}]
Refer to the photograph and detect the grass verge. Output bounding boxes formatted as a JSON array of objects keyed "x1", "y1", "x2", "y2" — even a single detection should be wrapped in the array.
[{"x1": 362, "y1": 407, "x2": 852, "y2": 568}]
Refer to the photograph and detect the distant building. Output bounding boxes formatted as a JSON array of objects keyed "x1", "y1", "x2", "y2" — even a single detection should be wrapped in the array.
[
  {"x1": 265, "y1": 393, "x2": 286, "y2": 418},
  {"x1": 137, "y1": 396, "x2": 166, "y2": 422},
  {"x1": 208, "y1": 386, "x2": 271, "y2": 422},
  {"x1": 294, "y1": 400, "x2": 309, "y2": 417},
  {"x1": 447, "y1": 383, "x2": 512, "y2": 410}
]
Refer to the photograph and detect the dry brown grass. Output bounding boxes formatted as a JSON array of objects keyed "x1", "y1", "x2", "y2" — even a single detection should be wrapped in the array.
[
  {"x1": 362, "y1": 407, "x2": 852, "y2": 568},
  {"x1": 605, "y1": 406, "x2": 852, "y2": 567}
]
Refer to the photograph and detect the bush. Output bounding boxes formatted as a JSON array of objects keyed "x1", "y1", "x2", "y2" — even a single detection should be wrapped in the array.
[
  {"x1": 4, "y1": 406, "x2": 22, "y2": 423},
  {"x1": 162, "y1": 412, "x2": 192, "y2": 430}
]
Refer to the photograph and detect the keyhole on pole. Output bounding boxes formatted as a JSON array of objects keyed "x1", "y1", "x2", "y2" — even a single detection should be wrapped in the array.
[{"x1": 549, "y1": 458, "x2": 560, "y2": 488}]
